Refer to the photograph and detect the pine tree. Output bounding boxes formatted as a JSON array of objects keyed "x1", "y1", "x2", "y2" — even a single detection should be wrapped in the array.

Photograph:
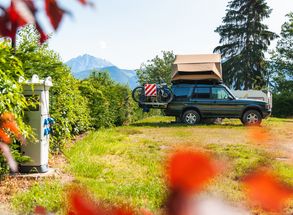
[
  {"x1": 214, "y1": 0, "x2": 278, "y2": 89},
  {"x1": 272, "y1": 12, "x2": 293, "y2": 93}
]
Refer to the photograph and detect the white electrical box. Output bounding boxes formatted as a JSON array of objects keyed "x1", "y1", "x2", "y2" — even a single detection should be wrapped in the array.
[{"x1": 19, "y1": 75, "x2": 53, "y2": 173}]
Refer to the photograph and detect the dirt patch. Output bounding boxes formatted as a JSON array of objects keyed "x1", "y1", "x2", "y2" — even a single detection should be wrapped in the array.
[{"x1": 0, "y1": 152, "x2": 72, "y2": 214}]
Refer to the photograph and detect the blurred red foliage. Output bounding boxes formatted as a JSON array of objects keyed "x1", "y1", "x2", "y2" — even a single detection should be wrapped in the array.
[
  {"x1": 68, "y1": 190, "x2": 103, "y2": 215},
  {"x1": 34, "y1": 206, "x2": 47, "y2": 215},
  {"x1": 167, "y1": 150, "x2": 218, "y2": 194},
  {"x1": 67, "y1": 190, "x2": 137, "y2": 215},
  {"x1": 0, "y1": 112, "x2": 21, "y2": 144},
  {"x1": 0, "y1": 0, "x2": 91, "y2": 44},
  {"x1": 247, "y1": 126, "x2": 270, "y2": 144},
  {"x1": 0, "y1": 128, "x2": 11, "y2": 144},
  {"x1": 243, "y1": 170, "x2": 293, "y2": 212}
]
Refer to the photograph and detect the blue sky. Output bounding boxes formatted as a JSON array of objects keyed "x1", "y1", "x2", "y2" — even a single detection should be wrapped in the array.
[{"x1": 43, "y1": 0, "x2": 293, "y2": 69}]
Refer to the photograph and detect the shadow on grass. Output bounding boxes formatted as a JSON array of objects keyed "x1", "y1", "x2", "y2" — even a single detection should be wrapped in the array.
[{"x1": 132, "y1": 121, "x2": 243, "y2": 128}]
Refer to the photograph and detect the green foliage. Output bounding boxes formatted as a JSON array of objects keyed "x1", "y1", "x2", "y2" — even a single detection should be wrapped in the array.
[
  {"x1": 80, "y1": 71, "x2": 136, "y2": 128},
  {"x1": 15, "y1": 25, "x2": 91, "y2": 151},
  {"x1": 270, "y1": 13, "x2": 293, "y2": 117},
  {"x1": 136, "y1": 51, "x2": 175, "y2": 85},
  {"x1": 0, "y1": 42, "x2": 33, "y2": 175},
  {"x1": 214, "y1": 0, "x2": 278, "y2": 90},
  {"x1": 271, "y1": 13, "x2": 293, "y2": 94},
  {"x1": 272, "y1": 93, "x2": 293, "y2": 117}
]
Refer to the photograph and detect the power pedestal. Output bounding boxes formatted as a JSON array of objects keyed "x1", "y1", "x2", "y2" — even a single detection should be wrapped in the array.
[{"x1": 19, "y1": 75, "x2": 53, "y2": 173}]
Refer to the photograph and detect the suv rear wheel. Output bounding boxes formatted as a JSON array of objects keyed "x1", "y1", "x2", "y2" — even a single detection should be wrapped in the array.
[
  {"x1": 242, "y1": 110, "x2": 262, "y2": 126},
  {"x1": 182, "y1": 110, "x2": 201, "y2": 125}
]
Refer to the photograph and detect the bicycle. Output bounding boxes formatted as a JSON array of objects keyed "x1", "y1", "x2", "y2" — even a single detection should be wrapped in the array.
[{"x1": 132, "y1": 79, "x2": 173, "y2": 104}]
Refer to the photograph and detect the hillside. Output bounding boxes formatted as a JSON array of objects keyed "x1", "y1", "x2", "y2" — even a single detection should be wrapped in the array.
[{"x1": 66, "y1": 54, "x2": 138, "y2": 89}]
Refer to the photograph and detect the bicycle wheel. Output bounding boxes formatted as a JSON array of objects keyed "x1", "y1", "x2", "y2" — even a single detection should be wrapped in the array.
[
  {"x1": 157, "y1": 87, "x2": 173, "y2": 103},
  {"x1": 132, "y1": 86, "x2": 145, "y2": 103}
]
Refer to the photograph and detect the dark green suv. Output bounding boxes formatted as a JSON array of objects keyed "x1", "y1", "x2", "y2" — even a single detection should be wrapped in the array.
[{"x1": 165, "y1": 83, "x2": 271, "y2": 125}]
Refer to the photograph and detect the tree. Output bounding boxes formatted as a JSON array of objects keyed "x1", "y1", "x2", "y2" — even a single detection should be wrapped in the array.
[
  {"x1": 271, "y1": 12, "x2": 293, "y2": 94},
  {"x1": 214, "y1": 0, "x2": 277, "y2": 90},
  {"x1": 136, "y1": 51, "x2": 175, "y2": 86},
  {"x1": 270, "y1": 13, "x2": 293, "y2": 117}
]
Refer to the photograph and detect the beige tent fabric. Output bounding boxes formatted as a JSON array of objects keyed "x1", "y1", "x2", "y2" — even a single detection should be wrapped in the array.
[{"x1": 172, "y1": 54, "x2": 222, "y2": 81}]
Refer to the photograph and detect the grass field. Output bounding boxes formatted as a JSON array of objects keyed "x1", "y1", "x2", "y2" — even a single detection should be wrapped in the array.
[{"x1": 10, "y1": 117, "x2": 293, "y2": 214}]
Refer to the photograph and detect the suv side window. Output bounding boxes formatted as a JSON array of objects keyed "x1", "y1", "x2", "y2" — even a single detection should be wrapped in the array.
[
  {"x1": 192, "y1": 87, "x2": 210, "y2": 99},
  {"x1": 211, "y1": 87, "x2": 229, "y2": 100},
  {"x1": 173, "y1": 87, "x2": 191, "y2": 100}
]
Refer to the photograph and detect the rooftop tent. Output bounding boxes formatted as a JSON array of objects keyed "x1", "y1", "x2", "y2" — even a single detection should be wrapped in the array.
[{"x1": 171, "y1": 54, "x2": 222, "y2": 82}]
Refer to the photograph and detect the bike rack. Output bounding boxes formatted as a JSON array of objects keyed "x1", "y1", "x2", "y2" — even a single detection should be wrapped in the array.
[{"x1": 139, "y1": 101, "x2": 169, "y2": 110}]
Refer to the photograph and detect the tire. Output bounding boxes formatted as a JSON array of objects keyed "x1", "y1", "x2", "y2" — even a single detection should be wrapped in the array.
[
  {"x1": 182, "y1": 110, "x2": 201, "y2": 125},
  {"x1": 157, "y1": 87, "x2": 173, "y2": 103},
  {"x1": 242, "y1": 110, "x2": 262, "y2": 126},
  {"x1": 132, "y1": 86, "x2": 145, "y2": 103}
]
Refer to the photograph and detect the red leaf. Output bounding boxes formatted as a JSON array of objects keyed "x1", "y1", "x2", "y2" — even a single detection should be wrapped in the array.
[
  {"x1": 36, "y1": 22, "x2": 48, "y2": 43},
  {"x1": 0, "y1": 128, "x2": 11, "y2": 144},
  {"x1": 8, "y1": 0, "x2": 35, "y2": 26},
  {"x1": 45, "y1": 0, "x2": 65, "y2": 30},
  {"x1": 111, "y1": 207, "x2": 135, "y2": 215},
  {"x1": 140, "y1": 208, "x2": 154, "y2": 215},
  {"x1": 77, "y1": 0, "x2": 94, "y2": 7},
  {"x1": 34, "y1": 206, "x2": 47, "y2": 215},
  {"x1": 2, "y1": 121, "x2": 21, "y2": 137},
  {"x1": 0, "y1": 112, "x2": 15, "y2": 122},
  {"x1": 78, "y1": 0, "x2": 88, "y2": 5},
  {"x1": 68, "y1": 191, "x2": 104, "y2": 215},
  {"x1": 167, "y1": 150, "x2": 217, "y2": 194},
  {"x1": 243, "y1": 170, "x2": 293, "y2": 212}
]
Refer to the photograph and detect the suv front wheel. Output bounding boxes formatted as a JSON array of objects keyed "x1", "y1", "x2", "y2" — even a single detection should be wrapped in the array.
[
  {"x1": 182, "y1": 110, "x2": 201, "y2": 125},
  {"x1": 242, "y1": 110, "x2": 262, "y2": 126}
]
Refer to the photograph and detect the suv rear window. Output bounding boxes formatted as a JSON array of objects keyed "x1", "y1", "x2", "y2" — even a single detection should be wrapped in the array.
[
  {"x1": 173, "y1": 87, "x2": 191, "y2": 99},
  {"x1": 192, "y1": 87, "x2": 210, "y2": 99}
]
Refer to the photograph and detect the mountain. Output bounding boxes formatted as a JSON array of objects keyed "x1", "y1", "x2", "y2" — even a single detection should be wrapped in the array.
[
  {"x1": 66, "y1": 54, "x2": 138, "y2": 89},
  {"x1": 66, "y1": 54, "x2": 114, "y2": 74}
]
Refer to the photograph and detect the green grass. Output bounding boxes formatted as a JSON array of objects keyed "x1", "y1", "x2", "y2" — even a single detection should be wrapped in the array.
[
  {"x1": 10, "y1": 116, "x2": 293, "y2": 214},
  {"x1": 65, "y1": 129, "x2": 166, "y2": 211},
  {"x1": 12, "y1": 181, "x2": 64, "y2": 215},
  {"x1": 206, "y1": 143, "x2": 270, "y2": 179}
]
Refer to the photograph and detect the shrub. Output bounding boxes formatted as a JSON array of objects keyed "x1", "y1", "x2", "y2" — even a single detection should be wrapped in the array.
[
  {"x1": 0, "y1": 42, "x2": 32, "y2": 175},
  {"x1": 272, "y1": 93, "x2": 293, "y2": 117},
  {"x1": 79, "y1": 71, "x2": 135, "y2": 128},
  {"x1": 15, "y1": 26, "x2": 91, "y2": 151}
]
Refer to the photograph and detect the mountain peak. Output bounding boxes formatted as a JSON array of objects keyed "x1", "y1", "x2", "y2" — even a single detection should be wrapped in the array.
[
  {"x1": 66, "y1": 54, "x2": 114, "y2": 73},
  {"x1": 65, "y1": 54, "x2": 138, "y2": 89}
]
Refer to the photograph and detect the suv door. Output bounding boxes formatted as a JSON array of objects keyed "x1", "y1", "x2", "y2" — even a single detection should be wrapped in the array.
[
  {"x1": 167, "y1": 85, "x2": 193, "y2": 116},
  {"x1": 190, "y1": 87, "x2": 213, "y2": 117},
  {"x1": 210, "y1": 87, "x2": 239, "y2": 117}
]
